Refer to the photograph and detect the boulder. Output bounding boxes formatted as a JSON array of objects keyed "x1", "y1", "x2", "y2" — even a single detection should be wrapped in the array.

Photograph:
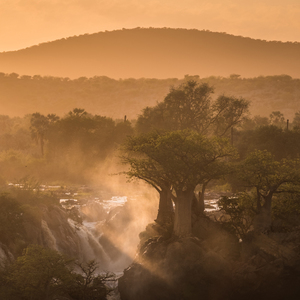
[
  {"x1": 80, "y1": 200, "x2": 107, "y2": 222},
  {"x1": 119, "y1": 220, "x2": 300, "y2": 300}
]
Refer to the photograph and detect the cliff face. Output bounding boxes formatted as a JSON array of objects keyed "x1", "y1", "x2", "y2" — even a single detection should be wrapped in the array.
[
  {"x1": 1, "y1": 194, "x2": 157, "y2": 276},
  {"x1": 118, "y1": 217, "x2": 300, "y2": 300},
  {"x1": 0, "y1": 203, "x2": 112, "y2": 268},
  {"x1": 24, "y1": 205, "x2": 82, "y2": 258}
]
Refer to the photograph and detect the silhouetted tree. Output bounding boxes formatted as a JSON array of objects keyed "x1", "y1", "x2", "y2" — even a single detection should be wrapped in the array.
[
  {"x1": 136, "y1": 80, "x2": 249, "y2": 137},
  {"x1": 269, "y1": 111, "x2": 285, "y2": 128},
  {"x1": 30, "y1": 113, "x2": 49, "y2": 156}
]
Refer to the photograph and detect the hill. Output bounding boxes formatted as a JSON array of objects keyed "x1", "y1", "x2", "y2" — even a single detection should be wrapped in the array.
[
  {"x1": 0, "y1": 28, "x2": 300, "y2": 79},
  {"x1": 0, "y1": 73, "x2": 299, "y2": 120}
]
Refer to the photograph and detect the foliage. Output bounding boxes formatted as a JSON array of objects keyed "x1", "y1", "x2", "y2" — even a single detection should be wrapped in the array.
[
  {"x1": 293, "y1": 110, "x2": 300, "y2": 128},
  {"x1": 5, "y1": 245, "x2": 74, "y2": 300},
  {"x1": 30, "y1": 112, "x2": 51, "y2": 156},
  {"x1": 122, "y1": 130, "x2": 237, "y2": 192},
  {"x1": 235, "y1": 124, "x2": 300, "y2": 160},
  {"x1": 0, "y1": 245, "x2": 110, "y2": 300},
  {"x1": 0, "y1": 194, "x2": 24, "y2": 245},
  {"x1": 269, "y1": 111, "x2": 285, "y2": 128},
  {"x1": 232, "y1": 149, "x2": 300, "y2": 231},
  {"x1": 122, "y1": 130, "x2": 237, "y2": 236},
  {"x1": 218, "y1": 194, "x2": 256, "y2": 238},
  {"x1": 0, "y1": 109, "x2": 134, "y2": 183},
  {"x1": 136, "y1": 80, "x2": 249, "y2": 137},
  {"x1": 239, "y1": 150, "x2": 300, "y2": 200},
  {"x1": 1, "y1": 72, "x2": 300, "y2": 121},
  {"x1": 0, "y1": 183, "x2": 59, "y2": 254},
  {"x1": 272, "y1": 192, "x2": 300, "y2": 230},
  {"x1": 69, "y1": 260, "x2": 113, "y2": 300}
]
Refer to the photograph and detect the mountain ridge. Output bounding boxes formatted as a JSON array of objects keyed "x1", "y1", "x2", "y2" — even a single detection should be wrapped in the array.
[
  {"x1": 1, "y1": 28, "x2": 300, "y2": 79},
  {"x1": 4, "y1": 28, "x2": 299, "y2": 53}
]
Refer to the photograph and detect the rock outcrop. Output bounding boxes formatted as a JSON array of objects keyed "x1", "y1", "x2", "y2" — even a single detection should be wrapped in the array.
[{"x1": 119, "y1": 216, "x2": 300, "y2": 300}]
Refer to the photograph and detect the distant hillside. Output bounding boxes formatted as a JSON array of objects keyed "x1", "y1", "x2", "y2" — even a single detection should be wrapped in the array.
[
  {"x1": 0, "y1": 28, "x2": 300, "y2": 79},
  {"x1": 0, "y1": 73, "x2": 299, "y2": 120}
]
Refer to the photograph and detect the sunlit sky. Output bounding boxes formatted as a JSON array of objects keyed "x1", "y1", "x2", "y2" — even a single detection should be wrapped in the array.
[{"x1": 1, "y1": 0, "x2": 300, "y2": 52}]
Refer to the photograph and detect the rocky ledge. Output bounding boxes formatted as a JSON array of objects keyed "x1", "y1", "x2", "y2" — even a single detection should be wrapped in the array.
[{"x1": 118, "y1": 216, "x2": 300, "y2": 300}]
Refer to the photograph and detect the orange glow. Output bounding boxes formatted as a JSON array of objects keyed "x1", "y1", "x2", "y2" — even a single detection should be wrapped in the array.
[{"x1": 0, "y1": 0, "x2": 299, "y2": 52}]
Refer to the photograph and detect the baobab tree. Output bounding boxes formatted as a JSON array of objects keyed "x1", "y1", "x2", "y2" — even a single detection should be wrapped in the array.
[{"x1": 122, "y1": 130, "x2": 237, "y2": 237}]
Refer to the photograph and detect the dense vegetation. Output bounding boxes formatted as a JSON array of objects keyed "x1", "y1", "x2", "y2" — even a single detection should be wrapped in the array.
[
  {"x1": 122, "y1": 80, "x2": 300, "y2": 236},
  {"x1": 0, "y1": 72, "x2": 299, "y2": 120},
  {"x1": 0, "y1": 244, "x2": 111, "y2": 300},
  {"x1": 1, "y1": 78, "x2": 300, "y2": 299},
  {"x1": 0, "y1": 108, "x2": 133, "y2": 183},
  {"x1": 117, "y1": 80, "x2": 300, "y2": 300},
  {"x1": 1, "y1": 79, "x2": 299, "y2": 230}
]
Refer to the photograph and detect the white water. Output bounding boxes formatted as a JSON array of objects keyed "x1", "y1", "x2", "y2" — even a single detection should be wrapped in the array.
[
  {"x1": 204, "y1": 199, "x2": 220, "y2": 212},
  {"x1": 67, "y1": 218, "x2": 111, "y2": 268},
  {"x1": 62, "y1": 195, "x2": 220, "y2": 268},
  {"x1": 102, "y1": 196, "x2": 127, "y2": 212}
]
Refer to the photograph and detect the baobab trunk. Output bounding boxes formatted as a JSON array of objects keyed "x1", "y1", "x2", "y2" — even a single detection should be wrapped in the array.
[
  {"x1": 156, "y1": 188, "x2": 174, "y2": 225},
  {"x1": 174, "y1": 189, "x2": 194, "y2": 237},
  {"x1": 192, "y1": 192, "x2": 204, "y2": 216},
  {"x1": 256, "y1": 187, "x2": 262, "y2": 212},
  {"x1": 254, "y1": 193, "x2": 273, "y2": 232},
  {"x1": 192, "y1": 183, "x2": 207, "y2": 216},
  {"x1": 40, "y1": 136, "x2": 44, "y2": 157}
]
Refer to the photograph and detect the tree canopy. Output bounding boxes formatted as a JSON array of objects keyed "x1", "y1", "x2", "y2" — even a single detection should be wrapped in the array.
[
  {"x1": 0, "y1": 245, "x2": 110, "y2": 300},
  {"x1": 238, "y1": 150, "x2": 300, "y2": 230},
  {"x1": 122, "y1": 130, "x2": 237, "y2": 236},
  {"x1": 136, "y1": 80, "x2": 249, "y2": 137}
]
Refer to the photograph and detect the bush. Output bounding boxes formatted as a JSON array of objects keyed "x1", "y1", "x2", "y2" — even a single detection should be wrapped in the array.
[
  {"x1": 0, "y1": 245, "x2": 111, "y2": 300},
  {"x1": 218, "y1": 193, "x2": 256, "y2": 238}
]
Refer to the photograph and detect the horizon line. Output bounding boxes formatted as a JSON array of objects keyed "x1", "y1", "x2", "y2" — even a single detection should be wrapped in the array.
[{"x1": 1, "y1": 27, "x2": 299, "y2": 54}]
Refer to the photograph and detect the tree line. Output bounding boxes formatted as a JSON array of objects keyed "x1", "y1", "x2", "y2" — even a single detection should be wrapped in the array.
[
  {"x1": 0, "y1": 72, "x2": 299, "y2": 120},
  {"x1": 0, "y1": 244, "x2": 111, "y2": 300},
  {"x1": 0, "y1": 108, "x2": 133, "y2": 183},
  {"x1": 1, "y1": 79, "x2": 300, "y2": 229},
  {"x1": 1, "y1": 79, "x2": 300, "y2": 298},
  {"x1": 121, "y1": 80, "x2": 300, "y2": 237}
]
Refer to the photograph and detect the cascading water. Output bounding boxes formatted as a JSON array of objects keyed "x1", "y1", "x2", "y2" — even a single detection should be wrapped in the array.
[
  {"x1": 67, "y1": 218, "x2": 111, "y2": 268},
  {"x1": 60, "y1": 195, "x2": 133, "y2": 300},
  {"x1": 4, "y1": 183, "x2": 223, "y2": 300}
]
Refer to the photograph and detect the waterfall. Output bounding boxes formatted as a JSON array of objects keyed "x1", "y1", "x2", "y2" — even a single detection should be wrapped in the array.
[
  {"x1": 41, "y1": 220, "x2": 58, "y2": 250},
  {"x1": 67, "y1": 219, "x2": 111, "y2": 268}
]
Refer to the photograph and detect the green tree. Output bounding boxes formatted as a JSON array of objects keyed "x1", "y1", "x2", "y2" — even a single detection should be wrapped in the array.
[
  {"x1": 133, "y1": 80, "x2": 248, "y2": 227},
  {"x1": 69, "y1": 260, "x2": 111, "y2": 300},
  {"x1": 1, "y1": 246, "x2": 110, "y2": 300},
  {"x1": 136, "y1": 80, "x2": 249, "y2": 137},
  {"x1": 30, "y1": 113, "x2": 49, "y2": 156},
  {"x1": 238, "y1": 150, "x2": 300, "y2": 230},
  {"x1": 114, "y1": 119, "x2": 134, "y2": 145},
  {"x1": 293, "y1": 110, "x2": 300, "y2": 129},
  {"x1": 6, "y1": 245, "x2": 74, "y2": 300},
  {"x1": 269, "y1": 111, "x2": 285, "y2": 128},
  {"x1": 218, "y1": 194, "x2": 256, "y2": 238},
  {"x1": 121, "y1": 138, "x2": 174, "y2": 226},
  {"x1": 49, "y1": 108, "x2": 125, "y2": 163},
  {"x1": 0, "y1": 194, "x2": 24, "y2": 246},
  {"x1": 235, "y1": 125, "x2": 300, "y2": 160},
  {"x1": 122, "y1": 130, "x2": 237, "y2": 236}
]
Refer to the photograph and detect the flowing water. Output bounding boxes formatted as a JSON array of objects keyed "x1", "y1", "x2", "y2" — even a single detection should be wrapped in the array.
[{"x1": 6, "y1": 183, "x2": 221, "y2": 299}]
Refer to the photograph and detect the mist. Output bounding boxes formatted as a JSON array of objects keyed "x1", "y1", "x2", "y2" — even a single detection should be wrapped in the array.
[
  {"x1": 1, "y1": 0, "x2": 300, "y2": 52},
  {"x1": 1, "y1": 21, "x2": 300, "y2": 298}
]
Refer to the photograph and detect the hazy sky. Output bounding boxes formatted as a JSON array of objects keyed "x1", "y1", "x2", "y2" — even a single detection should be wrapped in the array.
[{"x1": 1, "y1": 0, "x2": 300, "y2": 52}]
